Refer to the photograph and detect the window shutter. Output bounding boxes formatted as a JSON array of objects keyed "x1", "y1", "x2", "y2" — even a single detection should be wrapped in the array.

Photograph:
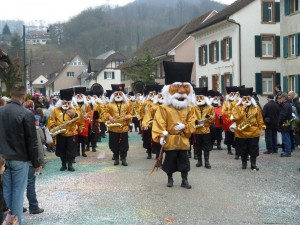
[
  {"x1": 229, "y1": 37, "x2": 232, "y2": 59},
  {"x1": 275, "y1": 36, "x2": 280, "y2": 57},
  {"x1": 229, "y1": 74, "x2": 233, "y2": 86},
  {"x1": 199, "y1": 78, "x2": 202, "y2": 87},
  {"x1": 296, "y1": 33, "x2": 300, "y2": 56},
  {"x1": 284, "y1": 0, "x2": 290, "y2": 16},
  {"x1": 283, "y1": 76, "x2": 288, "y2": 92},
  {"x1": 209, "y1": 44, "x2": 212, "y2": 63},
  {"x1": 275, "y1": 2, "x2": 280, "y2": 22},
  {"x1": 275, "y1": 73, "x2": 281, "y2": 87},
  {"x1": 112, "y1": 72, "x2": 115, "y2": 79},
  {"x1": 205, "y1": 45, "x2": 208, "y2": 64},
  {"x1": 220, "y1": 40, "x2": 224, "y2": 60},
  {"x1": 262, "y1": 2, "x2": 269, "y2": 22},
  {"x1": 296, "y1": 75, "x2": 300, "y2": 94},
  {"x1": 216, "y1": 42, "x2": 219, "y2": 62},
  {"x1": 255, "y1": 35, "x2": 262, "y2": 57},
  {"x1": 205, "y1": 77, "x2": 208, "y2": 87},
  {"x1": 221, "y1": 75, "x2": 224, "y2": 94},
  {"x1": 198, "y1": 47, "x2": 202, "y2": 65},
  {"x1": 283, "y1": 36, "x2": 288, "y2": 58},
  {"x1": 255, "y1": 73, "x2": 262, "y2": 94},
  {"x1": 104, "y1": 72, "x2": 107, "y2": 79}
]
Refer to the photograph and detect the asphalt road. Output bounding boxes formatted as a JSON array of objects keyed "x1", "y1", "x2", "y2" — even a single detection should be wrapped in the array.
[{"x1": 24, "y1": 132, "x2": 300, "y2": 225}]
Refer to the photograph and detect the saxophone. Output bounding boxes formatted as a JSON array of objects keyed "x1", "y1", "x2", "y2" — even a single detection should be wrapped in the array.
[
  {"x1": 105, "y1": 114, "x2": 137, "y2": 128},
  {"x1": 50, "y1": 116, "x2": 80, "y2": 136},
  {"x1": 237, "y1": 107, "x2": 258, "y2": 131}
]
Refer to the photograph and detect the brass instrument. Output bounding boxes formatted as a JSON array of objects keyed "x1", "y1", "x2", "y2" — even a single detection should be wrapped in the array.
[
  {"x1": 105, "y1": 114, "x2": 137, "y2": 128},
  {"x1": 195, "y1": 116, "x2": 211, "y2": 127},
  {"x1": 50, "y1": 116, "x2": 80, "y2": 136},
  {"x1": 237, "y1": 108, "x2": 257, "y2": 131}
]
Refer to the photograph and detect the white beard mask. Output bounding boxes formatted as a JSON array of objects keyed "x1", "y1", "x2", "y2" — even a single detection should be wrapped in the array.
[
  {"x1": 196, "y1": 100, "x2": 206, "y2": 106},
  {"x1": 114, "y1": 96, "x2": 123, "y2": 102},
  {"x1": 62, "y1": 104, "x2": 70, "y2": 110}
]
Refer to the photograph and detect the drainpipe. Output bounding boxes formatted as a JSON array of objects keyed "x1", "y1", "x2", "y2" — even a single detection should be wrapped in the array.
[{"x1": 227, "y1": 18, "x2": 242, "y2": 86}]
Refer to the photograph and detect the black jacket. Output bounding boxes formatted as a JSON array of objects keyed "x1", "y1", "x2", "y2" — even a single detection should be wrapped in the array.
[
  {"x1": 262, "y1": 100, "x2": 280, "y2": 130},
  {"x1": 278, "y1": 101, "x2": 293, "y2": 132},
  {"x1": 0, "y1": 99, "x2": 41, "y2": 168}
]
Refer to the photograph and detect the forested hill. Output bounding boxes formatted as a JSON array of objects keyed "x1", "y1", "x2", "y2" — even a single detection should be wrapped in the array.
[{"x1": 51, "y1": 0, "x2": 227, "y2": 58}]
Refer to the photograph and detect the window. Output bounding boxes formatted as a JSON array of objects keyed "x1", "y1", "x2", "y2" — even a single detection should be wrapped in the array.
[
  {"x1": 285, "y1": 0, "x2": 299, "y2": 15},
  {"x1": 104, "y1": 71, "x2": 115, "y2": 79},
  {"x1": 289, "y1": 75, "x2": 296, "y2": 91},
  {"x1": 198, "y1": 45, "x2": 207, "y2": 65},
  {"x1": 209, "y1": 42, "x2": 219, "y2": 63},
  {"x1": 255, "y1": 35, "x2": 280, "y2": 58},
  {"x1": 290, "y1": 34, "x2": 296, "y2": 56},
  {"x1": 283, "y1": 34, "x2": 300, "y2": 58},
  {"x1": 67, "y1": 72, "x2": 75, "y2": 77},
  {"x1": 72, "y1": 58, "x2": 84, "y2": 66},
  {"x1": 199, "y1": 76, "x2": 208, "y2": 87},
  {"x1": 262, "y1": 36, "x2": 273, "y2": 57},
  {"x1": 212, "y1": 75, "x2": 218, "y2": 91},
  {"x1": 262, "y1": 1, "x2": 280, "y2": 22},
  {"x1": 121, "y1": 74, "x2": 128, "y2": 81},
  {"x1": 115, "y1": 60, "x2": 124, "y2": 67},
  {"x1": 262, "y1": 73, "x2": 274, "y2": 94},
  {"x1": 221, "y1": 37, "x2": 232, "y2": 60}
]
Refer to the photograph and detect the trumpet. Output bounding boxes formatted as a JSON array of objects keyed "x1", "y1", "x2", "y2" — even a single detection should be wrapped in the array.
[
  {"x1": 50, "y1": 116, "x2": 80, "y2": 136},
  {"x1": 105, "y1": 114, "x2": 137, "y2": 128}
]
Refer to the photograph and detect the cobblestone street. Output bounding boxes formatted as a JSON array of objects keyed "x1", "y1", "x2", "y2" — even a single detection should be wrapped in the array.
[{"x1": 24, "y1": 132, "x2": 300, "y2": 225}]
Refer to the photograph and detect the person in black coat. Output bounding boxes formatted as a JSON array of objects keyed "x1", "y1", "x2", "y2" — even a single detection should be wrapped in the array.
[{"x1": 262, "y1": 95, "x2": 280, "y2": 154}]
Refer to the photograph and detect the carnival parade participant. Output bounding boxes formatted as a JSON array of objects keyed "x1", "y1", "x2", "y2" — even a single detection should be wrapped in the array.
[
  {"x1": 104, "y1": 84, "x2": 133, "y2": 166},
  {"x1": 210, "y1": 91, "x2": 224, "y2": 150},
  {"x1": 193, "y1": 87, "x2": 215, "y2": 169},
  {"x1": 222, "y1": 86, "x2": 238, "y2": 157},
  {"x1": 48, "y1": 89, "x2": 84, "y2": 171},
  {"x1": 152, "y1": 61, "x2": 196, "y2": 189},
  {"x1": 232, "y1": 87, "x2": 265, "y2": 170}
]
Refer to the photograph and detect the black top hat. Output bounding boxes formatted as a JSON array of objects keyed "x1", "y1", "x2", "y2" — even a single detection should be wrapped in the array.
[
  {"x1": 194, "y1": 87, "x2": 208, "y2": 96},
  {"x1": 74, "y1": 87, "x2": 86, "y2": 95},
  {"x1": 106, "y1": 90, "x2": 113, "y2": 99},
  {"x1": 60, "y1": 89, "x2": 74, "y2": 101},
  {"x1": 267, "y1": 94, "x2": 274, "y2": 100},
  {"x1": 85, "y1": 90, "x2": 93, "y2": 96},
  {"x1": 163, "y1": 61, "x2": 193, "y2": 85},
  {"x1": 208, "y1": 90, "x2": 220, "y2": 97},
  {"x1": 128, "y1": 91, "x2": 134, "y2": 96},
  {"x1": 225, "y1": 86, "x2": 238, "y2": 94},
  {"x1": 111, "y1": 84, "x2": 125, "y2": 92},
  {"x1": 238, "y1": 87, "x2": 253, "y2": 97}
]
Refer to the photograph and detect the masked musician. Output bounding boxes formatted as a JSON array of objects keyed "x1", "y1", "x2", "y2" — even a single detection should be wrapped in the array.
[
  {"x1": 152, "y1": 61, "x2": 196, "y2": 189},
  {"x1": 48, "y1": 89, "x2": 84, "y2": 171},
  {"x1": 73, "y1": 88, "x2": 92, "y2": 157},
  {"x1": 193, "y1": 87, "x2": 215, "y2": 169},
  {"x1": 232, "y1": 87, "x2": 265, "y2": 170},
  {"x1": 209, "y1": 91, "x2": 223, "y2": 150},
  {"x1": 142, "y1": 85, "x2": 164, "y2": 159},
  {"x1": 222, "y1": 86, "x2": 238, "y2": 157},
  {"x1": 104, "y1": 84, "x2": 133, "y2": 166}
]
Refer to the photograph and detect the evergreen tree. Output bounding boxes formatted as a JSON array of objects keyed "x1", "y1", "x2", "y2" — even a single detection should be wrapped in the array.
[{"x1": 2, "y1": 24, "x2": 11, "y2": 35}]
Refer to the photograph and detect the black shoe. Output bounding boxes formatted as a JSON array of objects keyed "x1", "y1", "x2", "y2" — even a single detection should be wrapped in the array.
[
  {"x1": 23, "y1": 207, "x2": 27, "y2": 213},
  {"x1": 228, "y1": 151, "x2": 233, "y2": 155},
  {"x1": 251, "y1": 165, "x2": 259, "y2": 171},
  {"x1": 82, "y1": 152, "x2": 87, "y2": 157},
  {"x1": 196, "y1": 160, "x2": 202, "y2": 167},
  {"x1": 234, "y1": 155, "x2": 239, "y2": 160},
  {"x1": 242, "y1": 162, "x2": 247, "y2": 169},
  {"x1": 167, "y1": 177, "x2": 174, "y2": 187},
  {"x1": 68, "y1": 163, "x2": 75, "y2": 171},
  {"x1": 147, "y1": 153, "x2": 152, "y2": 159},
  {"x1": 280, "y1": 153, "x2": 291, "y2": 157},
  {"x1": 30, "y1": 208, "x2": 44, "y2": 214},
  {"x1": 121, "y1": 159, "x2": 128, "y2": 166},
  {"x1": 181, "y1": 180, "x2": 192, "y2": 189},
  {"x1": 72, "y1": 159, "x2": 76, "y2": 163},
  {"x1": 60, "y1": 162, "x2": 67, "y2": 171},
  {"x1": 263, "y1": 151, "x2": 273, "y2": 154},
  {"x1": 205, "y1": 161, "x2": 211, "y2": 169},
  {"x1": 92, "y1": 148, "x2": 96, "y2": 152},
  {"x1": 114, "y1": 159, "x2": 119, "y2": 165}
]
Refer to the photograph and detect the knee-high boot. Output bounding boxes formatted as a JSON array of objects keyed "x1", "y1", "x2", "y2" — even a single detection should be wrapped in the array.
[
  {"x1": 167, "y1": 173, "x2": 173, "y2": 187},
  {"x1": 241, "y1": 156, "x2": 247, "y2": 169},
  {"x1": 250, "y1": 156, "x2": 259, "y2": 171},
  {"x1": 68, "y1": 161, "x2": 75, "y2": 171},
  {"x1": 60, "y1": 159, "x2": 67, "y2": 171},
  {"x1": 181, "y1": 172, "x2": 191, "y2": 189},
  {"x1": 227, "y1": 145, "x2": 233, "y2": 155},
  {"x1": 204, "y1": 151, "x2": 211, "y2": 169},
  {"x1": 196, "y1": 152, "x2": 202, "y2": 167}
]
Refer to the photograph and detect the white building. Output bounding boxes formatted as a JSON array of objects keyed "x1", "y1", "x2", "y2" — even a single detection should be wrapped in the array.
[{"x1": 188, "y1": 0, "x2": 281, "y2": 104}]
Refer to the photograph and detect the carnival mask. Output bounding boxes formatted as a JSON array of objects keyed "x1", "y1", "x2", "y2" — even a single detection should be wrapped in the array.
[
  {"x1": 228, "y1": 92, "x2": 236, "y2": 101},
  {"x1": 114, "y1": 91, "x2": 123, "y2": 102},
  {"x1": 196, "y1": 95, "x2": 206, "y2": 106},
  {"x1": 61, "y1": 101, "x2": 71, "y2": 110},
  {"x1": 242, "y1": 96, "x2": 252, "y2": 106},
  {"x1": 76, "y1": 94, "x2": 84, "y2": 103}
]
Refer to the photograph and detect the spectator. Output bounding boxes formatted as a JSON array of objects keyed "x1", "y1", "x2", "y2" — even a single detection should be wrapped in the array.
[
  {"x1": 0, "y1": 155, "x2": 9, "y2": 223},
  {"x1": 0, "y1": 86, "x2": 42, "y2": 225},
  {"x1": 35, "y1": 107, "x2": 47, "y2": 127},
  {"x1": 278, "y1": 93, "x2": 293, "y2": 157},
  {"x1": 274, "y1": 84, "x2": 282, "y2": 104},
  {"x1": 34, "y1": 96, "x2": 45, "y2": 110},
  {"x1": 262, "y1": 95, "x2": 280, "y2": 154},
  {"x1": 24, "y1": 99, "x2": 35, "y2": 114}
]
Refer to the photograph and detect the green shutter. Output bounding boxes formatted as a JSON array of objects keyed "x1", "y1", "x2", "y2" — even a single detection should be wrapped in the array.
[
  {"x1": 104, "y1": 72, "x2": 107, "y2": 79},
  {"x1": 112, "y1": 72, "x2": 115, "y2": 79},
  {"x1": 209, "y1": 44, "x2": 212, "y2": 63},
  {"x1": 296, "y1": 75, "x2": 300, "y2": 94},
  {"x1": 220, "y1": 40, "x2": 224, "y2": 60},
  {"x1": 275, "y1": 36, "x2": 280, "y2": 57},
  {"x1": 283, "y1": 36, "x2": 288, "y2": 58},
  {"x1": 275, "y1": 73, "x2": 281, "y2": 87},
  {"x1": 198, "y1": 47, "x2": 202, "y2": 65},
  {"x1": 262, "y1": 2, "x2": 269, "y2": 22},
  {"x1": 275, "y1": 2, "x2": 280, "y2": 22},
  {"x1": 229, "y1": 37, "x2": 232, "y2": 59},
  {"x1": 296, "y1": 33, "x2": 300, "y2": 56},
  {"x1": 229, "y1": 74, "x2": 233, "y2": 86},
  {"x1": 255, "y1": 73, "x2": 262, "y2": 94},
  {"x1": 221, "y1": 75, "x2": 224, "y2": 94},
  {"x1": 199, "y1": 78, "x2": 202, "y2": 87},
  {"x1": 284, "y1": 0, "x2": 290, "y2": 16},
  {"x1": 205, "y1": 45, "x2": 208, "y2": 64},
  {"x1": 283, "y1": 76, "x2": 288, "y2": 92},
  {"x1": 216, "y1": 42, "x2": 219, "y2": 61},
  {"x1": 255, "y1": 35, "x2": 262, "y2": 57},
  {"x1": 205, "y1": 77, "x2": 208, "y2": 87}
]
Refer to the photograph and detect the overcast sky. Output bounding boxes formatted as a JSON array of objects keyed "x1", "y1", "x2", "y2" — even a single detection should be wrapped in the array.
[{"x1": 1, "y1": 0, "x2": 236, "y2": 24}]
